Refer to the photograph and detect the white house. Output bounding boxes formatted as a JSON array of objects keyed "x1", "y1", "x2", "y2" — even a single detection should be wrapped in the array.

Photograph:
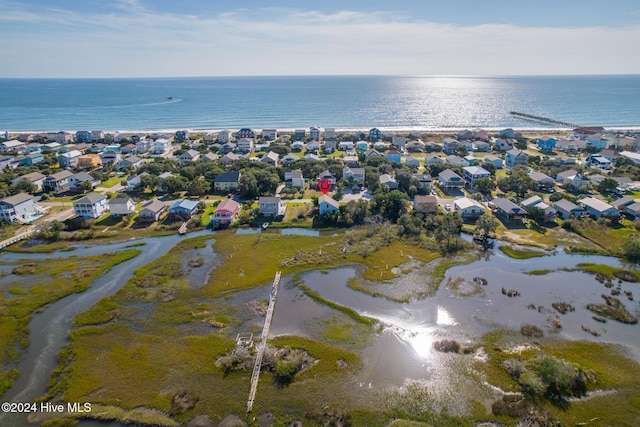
[
  {"x1": 58, "y1": 150, "x2": 82, "y2": 169},
  {"x1": 309, "y1": 126, "x2": 321, "y2": 141},
  {"x1": 0, "y1": 140, "x2": 25, "y2": 152},
  {"x1": 462, "y1": 166, "x2": 490, "y2": 189},
  {"x1": 343, "y1": 167, "x2": 365, "y2": 184},
  {"x1": 217, "y1": 130, "x2": 233, "y2": 144},
  {"x1": 262, "y1": 129, "x2": 278, "y2": 141},
  {"x1": 152, "y1": 139, "x2": 171, "y2": 154},
  {"x1": 453, "y1": 197, "x2": 485, "y2": 219},
  {"x1": 580, "y1": 197, "x2": 621, "y2": 220},
  {"x1": 237, "y1": 138, "x2": 254, "y2": 153},
  {"x1": 73, "y1": 193, "x2": 109, "y2": 219},
  {"x1": 258, "y1": 197, "x2": 286, "y2": 217},
  {"x1": 0, "y1": 193, "x2": 39, "y2": 224},
  {"x1": 285, "y1": 171, "x2": 305, "y2": 189},
  {"x1": 109, "y1": 197, "x2": 137, "y2": 216},
  {"x1": 179, "y1": 149, "x2": 200, "y2": 165},
  {"x1": 12, "y1": 172, "x2": 46, "y2": 192}
]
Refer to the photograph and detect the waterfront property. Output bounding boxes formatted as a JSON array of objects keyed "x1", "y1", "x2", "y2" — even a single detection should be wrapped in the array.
[
  {"x1": 259, "y1": 197, "x2": 286, "y2": 217},
  {"x1": 413, "y1": 195, "x2": 437, "y2": 214},
  {"x1": 318, "y1": 194, "x2": 339, "y2": 215},
  {"x1": 138, "y1": 199, "x2": 167, "y2": 223},
  {"x1": 580, "y1": 197, "x2": 621, "y2": 220},
  {"x1": 454, "y1": 197, "x2": 485, "y2": 219},
  {"x1": 0, "y1": 193, "x2": 39, "y2": 224},
  {"x1": 109, "y1": 197, "x2": 137, "y2": 216},
  {"x1": 552, "y1": 198, "x2": 586, "y2": 220},
  {"x1": 73, "y1": 193, "x2": 109, "y2": 219},
  {"x1": 168, "y1": 199, "x2": 200, "y2": 220},
  {"x1": 556, "y1": 169, "x2": 590, "y2": 190},
  {"x1": 213, "y1": 198, "x2": 241, "y2": 225},
  {"x1": 520, "y1": 196, "x2": 557, "y2": 222},
  {"x1": 492, "y1": 197, "x2": 528, "y2": 222},
  {"x1": 214, "y1": 171, "x2": 241, "y2": 192}
]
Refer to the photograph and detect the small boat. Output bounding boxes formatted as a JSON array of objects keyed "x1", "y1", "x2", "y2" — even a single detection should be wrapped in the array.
[
  {"x1": 167, "y1": 96, "x2": 173, "y2": 100},
  {"x1": 262, "y1": 222, "x2": 269, "y2": 230}
]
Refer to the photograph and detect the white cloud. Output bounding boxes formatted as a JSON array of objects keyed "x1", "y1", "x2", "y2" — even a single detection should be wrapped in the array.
[{"x1": 0, "y1": 4, "x2": 638, "y2": 77}]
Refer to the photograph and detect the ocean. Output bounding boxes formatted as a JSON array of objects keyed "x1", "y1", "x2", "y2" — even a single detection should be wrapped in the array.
[{"x1": 1, "y1": 75, "x2": 639, "y2": 132}]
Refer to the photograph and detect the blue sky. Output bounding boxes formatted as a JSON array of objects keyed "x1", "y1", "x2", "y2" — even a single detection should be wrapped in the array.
[{"x1": 1, "y1": 0, "x2": 639, "y2": 77}]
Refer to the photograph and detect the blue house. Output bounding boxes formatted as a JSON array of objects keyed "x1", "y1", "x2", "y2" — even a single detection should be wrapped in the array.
[
  {"x1": 175, "y1": 130, "x2": 189, "y2": 143},
  {"x1": 76, "y1": 131, "x2": 91, "y2": 142},
  {"x1": 537, "y1": 137, "x2": 556, "y2": 153},
  {"x1": 318, "y1": 195, "x2": 339, "y2": 215},
  {"x1": 168, "y1": 199, "x2": 199, "y2": 219},
  {"x1": 384, "y1": 150, "x2": 402, "y2": 163},
  {"x1": 369, "y1": 128, "x2": 382, "y2": 141},
  {"x1": 20, "y1": 152, "x2": 44, "y2": 166},
  {"x1": 499, "y1": 128, "x2": 516, "y2": 138},
  {"x1": 586, "y1": 137, "x2": 608, "y2": 151}
]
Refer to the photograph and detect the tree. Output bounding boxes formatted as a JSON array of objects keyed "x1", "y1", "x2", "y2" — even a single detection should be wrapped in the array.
[
  {"x1": 370, "y1": 190, "x2": 410, "y2": 223},
  {"x1": 339, "y1": 200, "x2": 369, "y2": 226},
  {"x1": 160, "y1": 175, "x2": 188, "y2": 194},
  {"x1": 597, "y1": 177, "x2": 619, "y2": 194},
  {"x1": 474, "y1": 214, "x2": 499, "y2": 238},
  {"x1": 497, "y1": 168, "x2": 538, "y2": 197},
  {"x1": 526, "y1": 205, "x2": 545, "y2": 223},
  {"x1": 80, "y1": 180, "x2": 94, "y2": 193},
  {"x1": 474, "y1": 177, "x2": 496, "y2": 196},
  {"x1": 11, "y1": 179, "x2": 37, "y2": 195},
  {"x1": 187, "y1": 178, "x2": 211, "y2": 197},
  {"x1": 515, "y1": 137, "x2": 529, "y2": 150},
  {"x1": 622, "y1": 235, "x2": 640, "y2": 262}
]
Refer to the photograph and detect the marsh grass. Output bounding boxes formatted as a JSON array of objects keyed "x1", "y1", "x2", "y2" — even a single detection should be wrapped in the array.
[
  {"x1": 0, "y1": 249, "x2": 141, "y2": 395},
  {"x1": 499, "y1": 246, "x2": 546, "y2": 259},
  {"x1": 524, "y1": 269, "x2": 554, "y2": 275},
  {"x1": 572, "y1": 262, "x2": 639, "y2": 281},
  {"x1": 298, "y1": 284, "x2": 376, "y2": 326}
]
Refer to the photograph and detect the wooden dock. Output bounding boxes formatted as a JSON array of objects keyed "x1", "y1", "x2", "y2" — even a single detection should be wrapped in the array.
[
  {"x1": 246, "y1": 271, "x2": 281, "y2": 413},
  {"x1": 178, "y1": 222, "x2": 187, "y2": 235},
  {"x1": 509, "y1": 111, "x2": 581, "y2": 128}
]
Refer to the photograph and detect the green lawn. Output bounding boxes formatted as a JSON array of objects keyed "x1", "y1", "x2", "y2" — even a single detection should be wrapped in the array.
[{"x1": 100, "y1": 175, "x2": 127, "y2": 188}]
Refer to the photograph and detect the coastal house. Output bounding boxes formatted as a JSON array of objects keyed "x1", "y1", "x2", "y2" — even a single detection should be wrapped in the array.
[
  {"x1": 318, "y1": 194, "x2": 339, "y2": 215},
  {"x1": 412, "y1": 173, "x2": 432, "y2": 192},
  {"x1": 152, "y1": 139, "x2": 171, "y2": 154},
  {"x1": 19, "y1": 152, "x2": 44, "y2": 166},
  {"x1": 213, "y1": 198, "x2": 241, "y2": 225},
  {"x1": 556, "y1": 169, "x2": 589, "y2": 190},
  {"x1": 217, "y1": 130, "x2": 233, "y2": 144},
  {"x1": 529, "y1": 171, "x2": 555, "y2": 191},
  {"x1": 324, "y1": 140, "x2": 337, "y2": 152},
  {"x1": 580, "y1": 197, "x2": 620, "y2": 220},
  {"x1": 309, "y1": 126, "x2": 321, "y2": 141},
  {"x1": 91, "y1": 130, "x2": 104, "y2": 142},
  {"x1": 43, "y1": 170, "x2": 73, "y2": 193},
  {"x1": 618, "y1": 151, "x2": 640, "y2": 165},
  {"x1": 237, "y1": 138, "x2": 254, "y2": 153},
  {"x1": 75, "y1": 131, "x2": 91, "y2": 142},
  {"x1": 457, "y1": 130, "x2": 473, "y2": 141},
  {"x1": 58, "y1": 150, "x2": 82, "y2": 169},
  {"x1": 413, "y1": 195, "x2": 437, "y2": 214},
  {"x1": 118, "y1": 155, "x2": 143, "y2": 170},
  {"x1": 493, "y1": 138, "x2": 513, "y2": 152},
  {"x1": 324, "y1": 128, "x2": 336, "y2": 142},
  {"x1": 68, "y1": 172, "x2": 99, "y2": 192},
  {"x1": 304, "y1": 153, "x2": 320, "y2": 162},
  {"x1": 368, "y1": 128, "x2": 382, "y2": 141},
  {"x1": 42, "y1": 142, "x2": 62, "y2": 153},
  {"x1": 499, "y1": 128, "x2": 517, "y2": 139},
  {"x1": 307, "y1": 141, "x2": 321, "y2": 153},
  {"x1": 612, "y1": 196, "x2": 635, "y2": 212},
  {"x1": 73, "y1": 193, "x2": 108, "y2": 219},
  {"x1": 438, "y1": 169, "x2": 465, "y2": 191},
  {"x1": 380, "y1": 173, "x2": 398, "y2": 190},
  {"x1": 317, "y1": 170, "x2": 337, "y2": 186},
  {"x1": 12, "y1": 172, "x2": 46, "y2": 192},
  {"x1": 553, "y1": 199, "x2": 586, "y2": 220},
  {"x1": 491, "y1": 197, "x2": 528, "y2": 222},
  {"x1": 179, "y1": 150, "x2": 200, "y2": 165},
  {"x1": 285, "y1": 171, "x2": 305, "y2": 190},
  {"x1": 462, "y1": 166, "x2": 490, "y2": 189},
  {"x1": 77, "y1": 154, "x2": 102, "y2": 169},
  {"x1": 201, "y1": 152, "x2": 219, "y2": 162},
  {"x1": 473, "y1": 129, "x2": 489, "y2": 141},
  {"x1": 472, "y1": 141, "x2": 490, "y2": 152},
  {"x1": 138, "y1": 199, "x2": 167, "y2": 223},
  {"x1": 100, "y1": 150, "x2": 121, "y2": 166},
  {"x1": 454, "y1": 198, "x2": 485, "y2": 220},
  {"x1": 0, "y1": 193, "x2": 39, "y2": 224},
  {"x1": 342, "y1": 167, "x2": 365, "y2": 184},
  {"x1": 365, "y1": 149, "x2": 381, "y2": 159},
  {"x1": 220, "y1": 152, "x2": 239, "y2": 165},
  {"x1": 483, "y1": 155, "x2": 503, "y2": 169},
  {"x1": 259, "y1": 197, "x2": 286, "y2": 217},
  {"x1": 521, "y1": 195, "x2": 557, "y2": 222},
  {"x1": 406, "y1": 140, "x2": 425, "y2": 152},
  {"x1": 214, "y1": 171, "x2": 241, "y2": 192},
  {"x1": 443, "y1": 138, "x2": 461, "y2": 154},
  {"x1": 175, "y1": 130, "x2": 189, "y2": 143},
  {"x1": 405, "y1": 156, "x2": 420, "y2": 169},
  {"x1": 46, "y1": 132, "x2": 73, "y2": 144},
  {"x1": 343, "y1": 156, "x2": 360, "y2": 167},
  {"x1": 424, "y1": 155, "x2": 444, "y2": 165},
  {"x1": 291, "y1": 141, "x2": 305, "y2": 152},
  {"x1": 338, "y1": 141, "x2": 354, "y2": 152},
  {"x1": 623, "y1": 202, "x2": 640, "y2": 220},
  {"x1": 294, "y1": 129, "x2": 306, "y2": 140},
  {"x1": 445, "y1": 155, "x2": 468, "y2": 167},
  {"x1": 505, "y1": 149, "x2": 528, "y2": 169},
  {"x1": 262, "y1": 129, "x2": 278, "y2": 141},
  {"x1": 537, "y1": 137, "x2": 557, "y2": 153},
  {"x1": 281, "y1": 153, "x2": 300, "y2": 166},
  {"x1": 125, "y1": 172, "x2": 149, "y2": 192},
  {"x1": 260, "y1": 151, "x2": 279, "y2": 166},
  {"x1": 236, "y1": 128, "x2": 257, "y2": 141},
  {"x1": 585, "y1": 155, "x2": 612, "y2": 170},
  {"x1": 168, "y1": 199, "x2": 199, "y2": 220},
  {"x1": 356, "y1": 141, "x2": 370, "y2": 152},
  {"x1": 384, "y1": 150, "x2": 402, "y2": 163},
  {"x1": 109, "y1": 197, "x2": 136, "y2": 216},
  {"x1": 135, "y1": 139, "x2": 152, "y2": 154},
  {"x1": 392, "y1": 136, "x2": 407, "y2": 148}
]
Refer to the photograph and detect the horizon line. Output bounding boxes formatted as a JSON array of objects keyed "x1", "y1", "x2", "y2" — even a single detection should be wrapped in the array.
[{"x1": 2, "y1": 72, "x2": 640, "y2": 80}]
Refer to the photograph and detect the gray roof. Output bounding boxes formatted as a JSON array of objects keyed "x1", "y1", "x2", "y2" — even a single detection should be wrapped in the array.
[
  {"x1": 285, "y1": 170, "x2": 303, "y2": 179},
  {"x1": 492, "y1": 197, "x2": 527, "y2": 215},
  {"x1": 1, "y1": 192, "x2": 33, "y2": 205},
  {"x1": 109, "y1": 197, "x2": 133, "y2": 205},
  {"x1": 71, "y1": 172, "x2": 94, "y2": 182},
  {"x1": 215, "y1": 171, "x2": 241, "y2": 183},
  {"x1": 259, "y1": 197, "x2": 281, "y2": 203},
  {"x1": 553, "y1": 198, "x2": 581, "y2": 212},
  {"x1": 74, "y1": 193, "x2": 106, "y2": 204},
  {"x1": 141, "y1": 199, "x2": 166, "y2": 214},
  {"x1": 529, "y1": 171, "x2": 553, "y2": 182},
  {"x1": 612, "y1": 196, "x2": 634, "y2": 208},
  {"x1": 47, "y1": 170, "x2": 74, "y2": 180},
  {"x1": 438, "y1": 169, "x2": 462, "y2": 181}
]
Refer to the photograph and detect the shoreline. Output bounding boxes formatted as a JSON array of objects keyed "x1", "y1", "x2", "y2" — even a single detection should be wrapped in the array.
[{"x1": 7, "y1": 126, "x2": 640, "y2": 135}]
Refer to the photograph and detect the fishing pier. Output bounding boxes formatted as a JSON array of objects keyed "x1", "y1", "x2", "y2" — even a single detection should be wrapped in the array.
[{"x1": 510, "y1": 111, "x2": 581, "y2": 128}]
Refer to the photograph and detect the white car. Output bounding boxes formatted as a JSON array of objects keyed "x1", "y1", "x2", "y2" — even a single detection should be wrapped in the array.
[{"x1": 444, "y1": 204, "x2": 451, "y2": 211}]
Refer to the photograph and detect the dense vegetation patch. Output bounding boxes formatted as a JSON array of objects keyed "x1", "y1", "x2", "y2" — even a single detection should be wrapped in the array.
[{"x1": 498, "y1": 246, "x2": 546, "y2": 259}]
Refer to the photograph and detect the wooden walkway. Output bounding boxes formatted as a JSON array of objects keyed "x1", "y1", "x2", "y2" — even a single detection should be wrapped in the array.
[
  {"x1": 246, "y1": 271, "x2": 281, "y2": 413},
  {"x1": 509, "y1": 111, "x2": 582, "y2": 128},
  {"x1": 178, "y1": 222, "x2": 187, "y2": 235}
]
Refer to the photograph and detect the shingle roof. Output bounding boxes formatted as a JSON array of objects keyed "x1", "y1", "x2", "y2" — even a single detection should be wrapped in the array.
[
  {"x1": 74, "y1": 193, "x2": 106, "y2": 204},
  {"x1": 0, "y1": 192, "x2": 33, "y2": 205}
]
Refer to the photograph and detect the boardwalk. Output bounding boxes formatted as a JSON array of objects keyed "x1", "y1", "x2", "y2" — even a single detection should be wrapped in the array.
[{"x1": 246, "y1": 271, "x2": 281, "y2": 413}]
